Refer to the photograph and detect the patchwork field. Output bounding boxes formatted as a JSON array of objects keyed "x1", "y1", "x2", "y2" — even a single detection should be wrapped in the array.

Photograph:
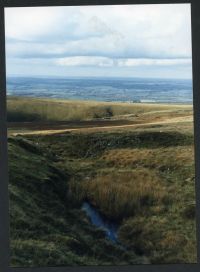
[{"x1": 8, "y1": 97, "x2": 197, "y2": 266}]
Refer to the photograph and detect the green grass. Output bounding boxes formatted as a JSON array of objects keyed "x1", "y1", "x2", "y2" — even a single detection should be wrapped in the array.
[{"x1": 8, "y1": 137, "x2": 143, "y2": 267}]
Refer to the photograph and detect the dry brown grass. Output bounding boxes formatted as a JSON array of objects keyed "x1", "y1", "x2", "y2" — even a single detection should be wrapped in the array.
[
  {"x1": 66, "y1": 137, "x2": 196, "y2": 263},
  {"x1": 101, "y1": 146, "x2": 194, "y2": 169},
  {"x1": 71, "y1": 169, "x2": 167, "y2": 220}
]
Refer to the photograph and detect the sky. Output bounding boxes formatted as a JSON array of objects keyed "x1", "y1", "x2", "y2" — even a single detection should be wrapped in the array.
[{"x1": 5, "y1": 4, "x2": 192, "y2": 79}]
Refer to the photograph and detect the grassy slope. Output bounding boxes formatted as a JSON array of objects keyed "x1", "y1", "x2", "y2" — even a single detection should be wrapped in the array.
[
  {"x1": 7, "y1": 96, "x2": 192, "y2": 122},
  {"x1": 31, "y1": 126, "x2": 197, "y2": 264},
  {"x1": 9, "y1": 137, "x2": 142, "y2": 267},
  {"x1": 8, "y1": 97, "x2": 197, "y2": 265}
]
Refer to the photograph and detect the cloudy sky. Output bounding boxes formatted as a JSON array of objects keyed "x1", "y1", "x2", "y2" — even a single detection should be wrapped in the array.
[{"x1": 5, "y1": 4, "x2": 192, "y2": 79}]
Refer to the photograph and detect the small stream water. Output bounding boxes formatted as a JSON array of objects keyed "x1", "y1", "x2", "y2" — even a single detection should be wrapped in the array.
[
  {"x1": 81, "y1": 201, "x2": 149, "y2": 264},
  {"x1": 81, "y1": 201, "x2": 119, "y2": 244}
]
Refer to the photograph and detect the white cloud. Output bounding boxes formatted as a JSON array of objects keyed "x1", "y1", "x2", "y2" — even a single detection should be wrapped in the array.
[
  {"x1": 56, "y1": 56, "x2": 191, "y2": 67},
  {"x1": 56, "y1": 56, "x2": 114, "y2": 67},
  {"x1": 5, "y1": 4, "x2": 192, "y2": 59},
  {"x1": 117, "y1": 58, "x2": 192, "y2": 67},
  {"x1": 5, "y1": 7, "x2": 62, "y2": 41},
  {"x1": 4, "y1": 4, "x2": 192, "y2": 78}
]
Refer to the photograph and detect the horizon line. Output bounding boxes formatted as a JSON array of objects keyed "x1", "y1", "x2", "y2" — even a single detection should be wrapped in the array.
[{"x1": 6, "y1": 74, "x2": 193, "y2": 81}]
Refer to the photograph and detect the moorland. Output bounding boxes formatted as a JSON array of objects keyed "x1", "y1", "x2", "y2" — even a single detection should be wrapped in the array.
[{"x1": 7, "y1": 96, "x2": 197, "y2": 266}]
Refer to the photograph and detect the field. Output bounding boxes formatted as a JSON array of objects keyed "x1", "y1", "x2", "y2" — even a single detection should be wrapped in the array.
[{"x1": 7, "y1": 96, "x2": 197, "y2": 266}]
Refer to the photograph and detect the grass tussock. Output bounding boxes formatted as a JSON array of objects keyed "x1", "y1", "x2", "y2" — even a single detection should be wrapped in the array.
[
  {"x1": 70, "y1": 169, "x2": 167, "y2": 220},
  {"x1": 101, "y1": 146, "x2": 194, "y2": 169},
  {"x1": 118, "y1": 216, "x2": 197, "y2": 264}
]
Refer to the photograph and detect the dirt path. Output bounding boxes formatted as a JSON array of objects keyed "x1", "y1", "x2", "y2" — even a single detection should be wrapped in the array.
[{"x1": 11, "y1": 115, "x2": 193, "y2": 136}]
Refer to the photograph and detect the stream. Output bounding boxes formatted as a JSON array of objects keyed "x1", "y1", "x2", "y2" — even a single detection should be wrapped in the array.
[
  {"x1": 81, "y1": 201, "x2": 119, "y2": 244},
  {"x1": 81, "y1": 201, "x2": 150, "y2": 264}
]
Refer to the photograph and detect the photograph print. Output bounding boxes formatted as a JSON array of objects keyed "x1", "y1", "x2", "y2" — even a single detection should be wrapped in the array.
[{"x1": 5, "y1": 3, "x2": 197, "y2": 267}]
